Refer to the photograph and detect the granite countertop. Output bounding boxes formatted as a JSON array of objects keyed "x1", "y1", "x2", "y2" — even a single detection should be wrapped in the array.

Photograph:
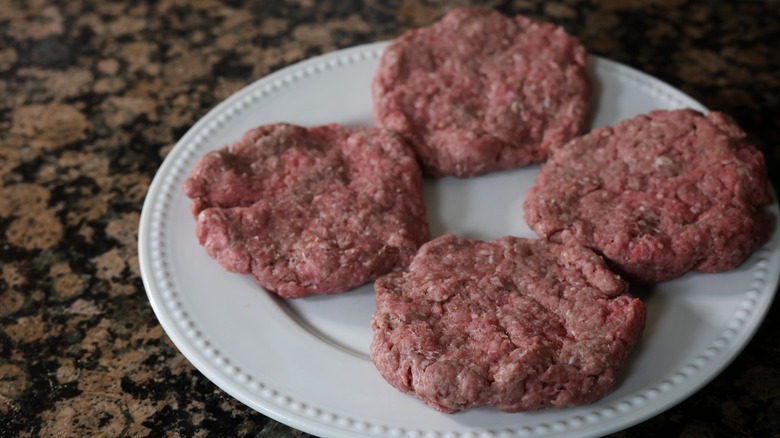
[{"x1": 1, "y1": 1, "x2": 779, "y2": 436}]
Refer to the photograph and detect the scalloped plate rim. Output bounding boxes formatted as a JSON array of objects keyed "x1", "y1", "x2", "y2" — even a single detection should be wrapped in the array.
[{"x1": 138, "y1": 41, "x2": 780, "y2": 438}]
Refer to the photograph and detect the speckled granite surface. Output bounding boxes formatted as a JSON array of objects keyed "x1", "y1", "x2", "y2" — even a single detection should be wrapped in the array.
[{"x1": 1, "y1": 1, "x2": 779, "y2": 436}]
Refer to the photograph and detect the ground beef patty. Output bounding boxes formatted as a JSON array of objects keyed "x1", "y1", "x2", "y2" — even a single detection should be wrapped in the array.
[
  {"x1": 183, "y1": 123, "x2": 430, "y2": 298},
  {"x1": 372, "y1": 8, "x2": 590, "y2": 177},
  {"x1": 371, "y1": 234, "x2": 645, "y2": 413},
  {"x1": 524, "y1": 109, "x2": 773, "y2": 283}
]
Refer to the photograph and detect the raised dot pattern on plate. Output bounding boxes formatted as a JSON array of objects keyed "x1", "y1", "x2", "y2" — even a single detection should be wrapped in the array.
[
  {"x1": 142, "y1": 42, "x2": 777, "y2": 438},
  {"x1": 147, "y1": 44, "x2": 398, "y2": 436}
]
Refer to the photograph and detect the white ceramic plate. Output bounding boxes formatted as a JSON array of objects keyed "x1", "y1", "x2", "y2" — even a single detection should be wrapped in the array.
[{"x1": 138, "y1": 41, "x2": 780, "y2": 438}]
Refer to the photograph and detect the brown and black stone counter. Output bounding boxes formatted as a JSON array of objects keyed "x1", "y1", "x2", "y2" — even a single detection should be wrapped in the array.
[{"x1": 1, "y1": 1, "x2": 778, "y2": 436}]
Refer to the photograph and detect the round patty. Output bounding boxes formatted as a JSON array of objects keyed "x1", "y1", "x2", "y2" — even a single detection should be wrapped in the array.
[
  {"x1": 370, "y1": 234, "x2": 645, "y2": 413},
  {"x1": 372, "y1": 7, "x2": 590, "y2": 177},
  {"x1": 524, "y1": 109, "x2": 774, "y2": 283},
  {"x1": 183, "y1": 123, "x2": 430, "y2": 298}
]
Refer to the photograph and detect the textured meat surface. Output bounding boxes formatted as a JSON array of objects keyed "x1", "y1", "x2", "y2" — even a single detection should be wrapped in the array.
[
  {"x1": 372, "y1": 7, "x2": 590, "y2": 177},
  {"x1": 183, "y1": 123, "x2": 430, "y2": 298},
  {"x1": 524, "y1": 109, "x2": 774, "y2": 283},
  {"x1": 370, "y1": 234, "x2": 645, "y2": 413}
]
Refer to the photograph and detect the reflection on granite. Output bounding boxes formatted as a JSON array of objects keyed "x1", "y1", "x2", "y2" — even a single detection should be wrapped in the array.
[{"x1": 1, "y1": 1, "x2": 778, "y2": 436}]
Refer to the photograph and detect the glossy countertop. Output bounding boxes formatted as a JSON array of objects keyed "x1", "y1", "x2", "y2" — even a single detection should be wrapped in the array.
[{"x1": 1, "y1": 1, "x2": 778, "y2": 436}]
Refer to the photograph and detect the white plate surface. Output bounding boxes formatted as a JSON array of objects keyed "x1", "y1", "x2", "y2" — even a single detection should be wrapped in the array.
[{"x1": 139, "y1": 41, "x2": 780, "y2": 438}]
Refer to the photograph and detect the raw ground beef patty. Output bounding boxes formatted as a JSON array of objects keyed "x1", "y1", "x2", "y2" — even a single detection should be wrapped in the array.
[
  {"x1": 370, "y1": 234, "x2": 645, "y2": 413},
  {"x1": 183, "y1": 123, "x2": 430, "y2": 299},
  {"x1": 372, "y1": 7, "x2": 590, "y2": 177},
  {"x1": 524, "y1": 109, "x2": 774, "y2": 283}
]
